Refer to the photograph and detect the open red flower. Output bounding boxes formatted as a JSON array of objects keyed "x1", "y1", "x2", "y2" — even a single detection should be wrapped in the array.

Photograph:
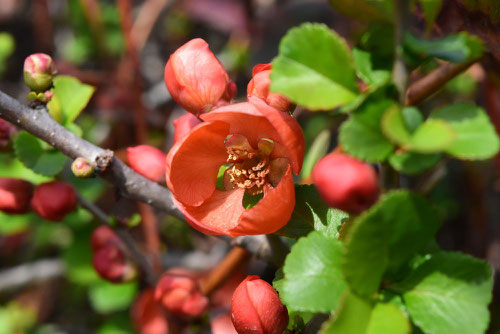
[{"x1": 166, "y1": 97, "x2": 304, "y2": 236}]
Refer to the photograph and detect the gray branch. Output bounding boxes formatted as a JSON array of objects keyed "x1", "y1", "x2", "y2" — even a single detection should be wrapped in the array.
[{"x1": 0, "y1": 259, "x2": 65, "y2": 292}]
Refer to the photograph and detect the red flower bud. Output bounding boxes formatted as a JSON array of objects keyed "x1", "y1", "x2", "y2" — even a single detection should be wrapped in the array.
[
  {"x1": 312, "y1": 153, "x2": 379, "y2": 214},
  {"x1": 127, "y1": 145, "x2": 166, "y2": 183},
  {"x1": 211, "y1": 313, "x2": 238, "y2": 334},
  {"x1": 132, "y1": 289, "x2": 169, "y2": 334},
  {"x1": 154, "y1": 269, "x2": 209, "y2": 318},
  {"x1": 164, "y1": 38, "x2": 236, "y2": 115},
  {"x1": 0, "y1": 178, "x2": 34, "y2": 214},
  {"x1": 93, "y1": 243, "x2": 137, "y2": 283},
  {"x1": 231, "y1": 275, "x2": 288, "y2": 334},
  {"x1": 71, "y1": 157, "x2": 95, "y2": 178},
  {"x1": 90, "y1": 226, "x2": 120, "y2": 252},
  {"x1": 30, "y1": 181, "x2": 77, "y2": 221},
  {"x1": 0, "y1": 119, "x2": 15, "y2": 147},
  {"x1": 247, "y1": 64, "x2": 294, "y2": 113},
  {"x1": 173, "y1": 113, "x2": 202, "y2": 143},
  {"x1": 23, "y1": 53, "x2": 56, "y2": 92}
]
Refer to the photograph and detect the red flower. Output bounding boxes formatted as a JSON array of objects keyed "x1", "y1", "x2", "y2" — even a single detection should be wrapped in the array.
[
  {"x1": 0, "y1": 178, "x2": 34, "y2": 214},
  {"x1": 132, "y1": 289, "x2": 169, "y2": 334},
  {"x1": 231, "y1": 275, "x2": 288, "y2": 334},
  {"x1": 154, "y1": 268, "x2": 208, "y2": 318},
  {"x1": 165, "y1": 38, "x2": 236, "y2": 115},
  {"x1": 173, "y1": 113, "x2": 202, "y2": 143},
  {"x1": 30, "y1": 181, "x2": 76, "y2": 221},
  {"x1": 166, "y1": 97, "x2": 304, "y2": 236},
  {"x1": 247, "y1": 64, "x2": 294, "y2": 113},
  {"x1": 127, "y1": 145, "x2": 167, "y2": 183}
]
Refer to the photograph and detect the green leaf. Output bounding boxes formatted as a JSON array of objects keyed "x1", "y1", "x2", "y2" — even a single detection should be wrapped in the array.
[
  {"x1": 50, "y1": 75, "x2": 95, "y2": 124},
  {"x1": 14, "y1": 131, "x2": 67, "y2": 176},
  {"x1": 0, "y1": 153, "x2": 51, "y2": 184},
  {"x1": 395, "y1": 252, "x2": 493, "y2": 334},
  {"x1": 300, "y1": 129, "x2": 331, "y2": 179},
  {"x1": 404, "y1": 32, "x2": 484, "y2": 63},
  {"x1": 321, "y1": 293, "x2": 410, "y2": 334},
  {"x1": 343, "y1": 191, "x2": 441, "y2": 296},
  {"x1": 419, "y1": 0, "x2": 444, "y2": 32},
  {"x1": 0, "y1": 212, "x2": 35, "y2": 235},
  {"x1": 352, "y1": 48, "x2": 391, "y2": 88},
  {"x1": 276, "y1": 231, "x2": 347, "y2": 313},
  {"x1": 277, "y1": 185, "x2": 348, "y2": 239},
  {"x1": 339, "y1": 99, "x2": 395, "y2": 162},
  {"x1": 63, "y1": 230, "x2": 100, "y2": 286},
  {"x1": 89, "y1": 281, "x2": 138, "y2": 314},
  {"x1": 389, "y1": 152, "x2": 442, "y2": 175},
  {"x1": 271, "y1": 23, "x2": 358, "y2": 110},
  {"x1": 429, "y1": 102, "x2": 500, "y2": 160},
  {"x1": 401, "y1": 107, "x2": 423, "y2": 133}
]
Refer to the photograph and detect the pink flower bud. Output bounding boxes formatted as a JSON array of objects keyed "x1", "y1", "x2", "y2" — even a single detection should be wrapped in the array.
[
  {"x1": 211, "y1": 312, "x2": 238, "y2": 334},
  {"x1": 30, "y1": 181, "x2": 77, "y2": 221},
  {"x1": 173, "y1": 113, "x2": 202, "y2": 143},
  {"x1": 92, "y1": 243, "x2": 136, "y2": 283},
  {"x1": 154, "y1": 268, "x2": 209, "y2": 318},
  {"x1": 0, "y1": 178, "x2": 34, "y2": 214},
  {"x1": 23, "y1": 53, "x2": 56, "y2": 92},
  {"x1": 0, "y1": 119, "x2": 15, "y2": 147},
  {"x1": 132, "y1": 289, "x2": 169, "y2": 334},
  {"x1": 90, "y1": 226, "x2": 120, "y2": 252},
  {"x1": 71, "y1": 157, "x2": 95, "y2": 178},
  {"x1": 312, "y1": 153, "x2": 379, "y2": 214},
  {"x1": 164, "y1": 38, "x2": 236, "y2": 115},
  {"x1": 247, "y1": 64, "x2": 294, "y2": 113},
  {"x1": 231, "y1": 275, "x2": 288, "y2": 334},
  {"x1": 126, "y1": 145, "x2": 167, "y2": 183}
]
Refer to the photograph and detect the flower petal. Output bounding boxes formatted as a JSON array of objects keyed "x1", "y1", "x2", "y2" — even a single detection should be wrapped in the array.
[
  {"x1": 229, "y1": 165, "x2": 295, "y2": 236},
  {"x1": 166, "y1": 120, "x2": 229, "y2": 206}
]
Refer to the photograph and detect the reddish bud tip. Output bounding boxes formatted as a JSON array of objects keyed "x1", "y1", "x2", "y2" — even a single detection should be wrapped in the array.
[
  {"x1": 92, "y1": 243, "x2": 136, "y2": 283},
  {"x1": 154, "y1": 269, "x2": 209, "y2": 318},
  {"x1": 312, "y1": 153, "x2": 379, "y2": 214},
  {"x1": 90, "y1": 226, "x2": 120, "y2": 252},
  {"x1": 71, "y1": 157, "x2": 95, "y2": 178},
  {"x1": 0, "y1": 119, "x2": 15, "y2": 147},
  {"x1": 30, "y1": 181, "x2": 77, "y2": 221},
  {"x1": 0, "y1": 178, "x2": 34, "y2": 214},
  {"x1": 247, "y1": 64, "x2": 294, "y2": 113},
  {"x1": 173, "y1": 113, "x2": 202, "y2": 143},
  {"x1": 127, "y1": 145, "x2": 167, "y2": 183},
  {"x1": 132, "y1": 289, "x2": 169, "y2": 334},
  {"x1": 164, "y1": 38, "x2": 234, "y2": 115},
  {"x1": 23, "y1": 53, "x2": 56, "y2": 92},
  {"x1": 231, "y1": 275, "x2": 288, "y2": 334}
]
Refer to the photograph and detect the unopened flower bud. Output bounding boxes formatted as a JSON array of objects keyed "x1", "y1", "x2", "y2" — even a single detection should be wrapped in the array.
[
  {"x1": 30, "y1": 181, "x2": 77, "y2": 221},
  {"x1": 247, "y1": 64, "x2": 294, "y2": 113},
  {"x1": 131, "y1": 289, "x2": 169, "y2": 334},
  {"x1": 154, "y1": 268, "x2": 209, "y2": 318},
  {"x1": 164, "y1": 38, "x2": 236, "y2": 115},
  {"x1": 23, "y1": 53, "x2": 56, "y2": 92},
  {"x1": 231, "y1": 275, "x2": 288, "y2": 334},
  {"x1": 0, "y1": 178, "x2": 34, "y2": 214},
  {"x1": 173, "y1": 113, "x2": 201, "y2": 143},
  {"x1": 93, "y1": 243, "x2": 137, "y2": 283},
  {"x1": 71, "y1": 157, "x2": 95, "y2": 178},
  {"x1": 127, "y1": 145, "x2": 166, "y2": 183},
  {"x1": 90, "y1": 226, "x2": 120, "y2": 252},
  {"x1": 312, "y1": 153, "x2": 379, "y2": 214},
  {"x1": 0, "y1": 119, "x2": 15, "y2": 147}
]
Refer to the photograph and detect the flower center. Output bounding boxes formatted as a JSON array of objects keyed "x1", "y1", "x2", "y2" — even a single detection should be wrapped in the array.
[{"x1": 226, "y1": 155, "x2": 270, "y2": 195}]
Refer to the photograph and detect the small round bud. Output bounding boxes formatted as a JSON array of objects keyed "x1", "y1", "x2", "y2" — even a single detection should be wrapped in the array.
[
  {"x1": 154, "y1": 268, "x2": 209, "y2": 318},
  {"x1": 90, "y1": 226, "x2": 120, "y2": 252},
  {"x1": 71, "y1": 157, "x2": 95, "y2": 178},
  {"x1": 131, "y1": 289, "x2": 169, "y2": 334},
  {"x1": 93, "y1": 243, "x2": 137, "y2": 283},
  {"x1": 30, "y1": 181, "x2": 77, "y2": 221},
  {"x1": 0, "y1": 178, "x2": 34, "y2": 214},
  {"x1": 0, "y1": 119, "x2": 15, "y2": 148},
  {"x1": 126, "y1": 145, "x2": 166, "y2": 183},
  {"x1": 231, "y1": 275, "x2": 288, "y2": 334},
  {"x1": 23, "y1": 53, "x2": 56, "y2": 92},
  {"x1": 312, "y1": 153, "x2": 379, "y2": 214}
]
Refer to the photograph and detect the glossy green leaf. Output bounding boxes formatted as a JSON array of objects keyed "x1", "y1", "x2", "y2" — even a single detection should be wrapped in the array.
[
  {"x1": 277, "y1": 231, "x2": 347, "y2": 313},
  {"x1": 271, "y1": 23, "x2": 358, "y2": 110},
  {"x1": 14, "y1": 131, "x2": 67, "y2": 176},
  {"x1": 339, "y1": 99, "x2": 395, "y2": 162},
  {"x1": 49, "y1": 75, "x2": 95, "y2": 124},
  {"x1": 401, "y1": 107, "x2": 423, "y2": 133},
  {"x1": 429, "y1": 103, "x2": 500, "y2": 160},
  {"x1": 389, "y1": 152, "x2": 442, "y2": 175},
  {"x1": 352, "y1": 48, "x2": 391, "y2": 88},
  {"x1": 0, "y1": 153, "x2": 51, "y2": 184},
  {"x1": 89, "y1": 281, "x2": 138, "y2": 314},
  {"x1": 395, "y1": 252, "x2": 493, "y2": 334},
  {"x1": 343, "y1": 191, "x2": 441, "y2": 296}
]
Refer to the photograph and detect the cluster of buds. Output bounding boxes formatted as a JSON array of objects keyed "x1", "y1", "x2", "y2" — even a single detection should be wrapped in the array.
[
  {"x1": 312, "y1": 153, "x2": 379, "y2": 214},
  {"x1": 91, "y1": 226, "x2": 137, "y2": 283},
  {"x1": 127, "y1": 145, "x2": 167, "y2": 183},
  {"x1": 24, "y1": 53, "x2": 56, "y2": 103},
  {"x1": 30, "y1": 181, "x2": 77, "y2": 221}
]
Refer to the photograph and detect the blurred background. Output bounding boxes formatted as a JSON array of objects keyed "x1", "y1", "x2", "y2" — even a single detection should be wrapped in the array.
[{"x1": 0, "y1": 0, "x2": 499, "y2": 333}]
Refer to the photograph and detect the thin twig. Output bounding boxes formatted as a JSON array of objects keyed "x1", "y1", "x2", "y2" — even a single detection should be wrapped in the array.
[
  {"x1": 132, "y1": 0, "x2": 171, "y2": 51},
  {"x1": 0, "y1": 259, "x2": 65, "y2": 292}
]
